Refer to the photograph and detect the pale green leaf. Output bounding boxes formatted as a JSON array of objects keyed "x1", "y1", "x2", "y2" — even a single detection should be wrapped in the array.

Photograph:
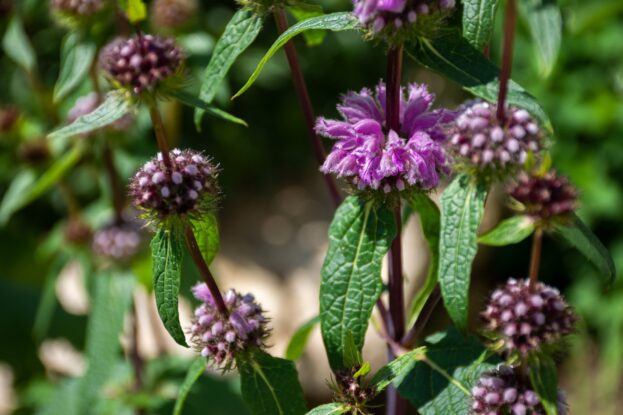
[
  {"x1": 3, "y1": 16, "x2": 36, "y2": 72},
  {"x1": 463, "y1": 0, "x2": 500, "y2": 49},
  {"x1": 306, "y1": 403, "x2": 349, "y2": 415},
  {"x1": 173, "y1": 357, "x2": 207, "y2": 415},
  {"x1": 171, "y1": 89, "x2": 247, "y2": 127},
  {"x1": 54, "y1": 33, "x2": 96, "y2": 103},
  {"x1": 118, "y1": 0, "x2": 146, "y2": 23},
  {"x1": 519, "y1": 0, "x2": 562, "y2": 77},
  {"x1": 190, "y1": 213, "x2": 220, "y2": 265},
  {"x1": 478, "y1": 215, "x2": 535, "y2": 246},
  {"x1": 287, "y1": 5, "x2": 327, "y2": 47},
  {"x1": 285, "y1": 315, "x2": 319, "y2": 361}
]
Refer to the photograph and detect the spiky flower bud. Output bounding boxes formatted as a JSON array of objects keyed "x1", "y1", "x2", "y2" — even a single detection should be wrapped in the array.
[
  {"x1": 333, "y1": 367, "x2": 377, "y2": 410},
  {"x1": 129, "y1": 149, "x2": 219, "y2": 221},
  {"x1": 449, "y1": 102, "x2": 545, "y2": 178},
  {"x1": 472, "y1": 365, "x2": 568, "y2": 415},
  {"x1": 509, "y1": 170, "x2": 578, "y2": 222},
  {"x1": 190, "y1": 283, "x2": 269, "y2": 371},
  {"x1": 151, "y1": 0, "x2": 197, "y2": 30},
  {"x1": 67, "y1": 93, "x2": 134, "y2": 132},
  {"x1": 92, "y1": 220, "x2": 143, "y2": 262},
  {"x1": 482, "y1": 279, "x2": 575, "y2": 355},
  {"x1": 50, "y1": 0, "x2": 105, "y2": 16},
  {"x1": 100, "y1": 34, "x2": 183, "y2": 96}
]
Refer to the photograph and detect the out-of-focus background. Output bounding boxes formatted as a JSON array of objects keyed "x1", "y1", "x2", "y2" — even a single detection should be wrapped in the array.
[{"x1": 1, "y1": 0, "x2": 622, "y2": 414}]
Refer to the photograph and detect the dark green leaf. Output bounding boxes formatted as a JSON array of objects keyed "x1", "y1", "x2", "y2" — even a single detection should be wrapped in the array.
[
  {"x1": 406, "y1": 193, "x2": 441, "y2": 327},
  {"x1": 237, "y1": 350, "x2": 307, "y2": 415},
  {"x1": 288, "y1": 5, "x2": 327, "y2": 47},
  {"x1": 519, "y1": 0, "x2": 562, "y2": 77},
  {"x1": 478, "y1": 215, "x2": 535, "y2": 246},
  {"x1": 172, "y1": 89, "x2": 247, "y2": 127},
  {"x1": 54, "y1": 33, "x2": 96, "y2": 103},
  {"x1": 285, "y1": 315, "x2": 319, "y2": 361},
  {"x1": 2, "y1": 16, "x2": 37, "y2": 72},
  {"x1": 33, "y1": 256, "x2": 67, "y2": 341},
  {"x1": 462, "y1": 0, "x2": 500, "y2": 49},
  {"x1": 151, "y1": 226, "x2": 188, "y2": 347},
  {"x1": 190, "y1": 213, "x2": 220, "y2": 265},
  {"x1": 370, "y1": 347, "x2": 426, "y2": 392},
  {"x1": 320, "y1": 196, "x2": 396, "y2": 370},
  {"x1": 306, "y1": 403, "x2": 349, "y2": 415},
  {"x1": 194, "y1": 9, "x2": 262, "y2": 129},
  {"x1": 554, "y1": 214, "x2": 616, "y2": 285},
  {"x1": 439, "y1": 175, "x2": 488, "y2": 330},
  {"x1": 173, "y1": 357, "x2": 207, "y2": 415},
  {"x1": 528, "y1": 353, "x2": 559, "y2": 415},
  {"x1": 233, "y1": 12, "x2": 359, "y2": 98}
]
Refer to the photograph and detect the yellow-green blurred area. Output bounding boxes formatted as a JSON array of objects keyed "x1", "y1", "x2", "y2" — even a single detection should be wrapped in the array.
[{"x1": 0, "y1": 0, "x2": 622, "y2": 414}]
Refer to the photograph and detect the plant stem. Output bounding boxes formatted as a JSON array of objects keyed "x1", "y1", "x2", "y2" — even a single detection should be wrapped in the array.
[
  {"x1": 401, "y1": 286, "x2": 441, "y2": 348},
  {"x1": 103, "y1": 141, "x2": 125, "y2": 223},
  {"x1": 528, "y1": 227, "x2": 543, "y2": 287},
  {"x1": 272, "y1": 7, "x2": 341, "y2": 208},
  {"x1": 496, "y1": 0, "x2": 517, "y2": 122},
  {"x1": 147, "y1": 102, "x2": 173, "y2": 171},
  {"x1": 182, "y1": 222, "x2": 229, "y2": 316},
  {"x1": 388, "y1": 206, "x2": 405, "y2": 341},
  {"x1": 386, "y1": 46, "x2": 403, "y2": 133}
]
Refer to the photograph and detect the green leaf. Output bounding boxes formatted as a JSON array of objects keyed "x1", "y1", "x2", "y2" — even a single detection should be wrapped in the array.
[
  {"x1": 194, "y1": 9, "x2": 262, "y2": 129},
  {"x1": 151, "y1": 226, "x2": 188, "y2": 347},
  {"x1": 370, "y1": 347, "x2": 426, "y2": 392},
  {"x1": 0, "y1": 169, "x2": 35, "y2": 226},
  {"x1": 48, "y1": 91, "x2": 132, "y2": 141},
  {"x1": 2, "y1": 16, "x2": 37, "y2": 72},
  {"x1": 36, "y1": 379, "x2": 79, "y2": 415},
  {"x1": 408, "y1": 33, "x2": 551, "y2": 129},
  {"x1": 171, "y1": 89, "x2": 247, "y2": 127},
  {"x1": 173, "y1": 357, "x2": 207, "y2": 415},
  {"x1": 285, "y1": 315, "x2": 319, "y2": 361},
  {"x1": 306, "y1": 403, "x2": 349, "y2": 415},
  {"x1": 233, "y1": 12, "x2": 359, "y2": 98},
  {"x1": 287, "y1": 5, "x2": 327, "y2": 47},
  {"x1": 342, "y1": 330, "x2": 363, "y2": 369},
  {"x1": 190, "y1": 213, "x2": 220, "y2": 265},
  {"x1": 478, "y1": 215, "x2": 535, "y2": 246},
  {"x1": 237, "y1": 350, "x2": 307, "y2": 415},
  {"x1": 54, "y1": 33, "x2": 96, "y2": 103},
  {"x1": 554, "y1": 213, "x2": 616, "y2": 285},
  {"x1": 33, "y1": 256, "x2": 67, "y2": 341},
  {"x1": 528, "y1": 353, "x2": 559, "y2": 415},
  {"x1": 462, "y1": 0, "x2": 500, "y2": 49},
  {"x1": 519, "y1": 0, "x2": 562, "y2": 77},
  {"x1": 353, "y1": 361, "x2": 371, "y2": 378},
  {"x1": 405, "y1": 193, "x2": 441, "y2": 328},
  {"x1": 438, "y1": 175, "x2": 488, "y2": 330},
  {"x1": 320, "y1": 196, "x2": 396, "y2": 370},
  {"x1": 118, "y1": 0, "x2": 147, "y2": 23}
]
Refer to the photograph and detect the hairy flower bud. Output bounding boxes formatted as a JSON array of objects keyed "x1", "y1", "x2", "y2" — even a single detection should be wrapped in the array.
[
  {"x1": 482, "y1": 278, "x2": 575, "y2": 355},
  {"x1": 150, "y1": 0, "x2": 197, "y2": 29},
  {"x1": 190, "y1": 284, "x2": 268, "y2": 371},
  {"x1": 333, "y1": 367, "x2": 377, "y2": 409},
  {"x1": 67, "y1": 92, "x2": 134, "y2": 132},
  {"x1": 450, "y1": 102, "x2": 545, "y2": 178},
  {"x1": 509, "y1": 170, "x2": 578, "y2": 222},
  {"x1": 92, "y1": 220, "x2": 143, "y2": 262},
  {"x1": 100, "y1": 34, "x2": 183, "y2": 95},
  {"x1": 129, "y1": 149, "x2": 219, "y2": 221},
  {"x1": 50, "y1": 0, "x2": 105, "y2": 16}
]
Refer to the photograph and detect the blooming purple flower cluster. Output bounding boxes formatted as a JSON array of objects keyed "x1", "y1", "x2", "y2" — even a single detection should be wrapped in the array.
[
  {"x1": 92, "y1": 220, "x2": 143, "y2": 262},
  {"x1": 353, "y1": 0, "x2": 455, "y2": 34},
  {"x1": 190, "y1": 283, "x2": 268, "y2": 371},
  {"x1": 50, "y1": 0, "x2": 105, "y2": 16},
  {"x1": 509, "y1": 170, "x2": 578, "y2": 221},
  {"x1": 482, "y1": 278, "x2": 575, "y2": 356},
  {"x1": 317, "y1": 81, "x2": 454, "y2": 193},
  {"x1": 67, "y1": 92, "x2": 134, "y2": 131}
]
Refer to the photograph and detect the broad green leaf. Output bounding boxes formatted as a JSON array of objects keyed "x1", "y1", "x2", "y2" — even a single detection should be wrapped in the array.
[
  {"x1": 288, "y1": 5, "x2": 327, "y2": 47},
  {"x1": 171, "y1": 89, "x2": 247, "y2": 127},
  {"x1": 554, "y1": 214, "x2": 616, "y2": 285},
  {"x1": 151, "y1": 226, "x2": 188, "y2": 347},
  {"x1": 439, "y1": 175, "x2": 488, "y2": 330},
  {"x1": 48, "y1": 91, "x2": 132, "y2": 141},
  {"x1": 406, "y1": 193, "x2": 441, "y2": 328},
  {"x1": 478, "y1": 215, "x2": 535, "y2": 246},
  {"x1": 3, "y1": 16, "x2": 37, "y2": 72},
  {"x1": 194, "y1": 9, "x2": 262, "y2": 129},
  {"x1": 462, "y1": 0, "x2": 500, "y2": 49},
  {"x1": 408, "y1": 33, "x2": 551, "y2": 129},
  {"x1": 528, "y1": 353, "x2": 559, "y2": 415},
  {"x1": 237, "y1": 350, "x2": 307, "y2": 415},
  {"x1": 77, "y1": 272, "x2": 135, "y2": 414},
  {"x1": 320, "y1": 196, "x2": 396, "y2": 370},
  {"x1": 173, "y1": 357, "x2": 207, "y2": 415},
  {"x1": 306, "y1": 403, "x2": 349, "y2": 415},
  {"x1": 519, "y1": 0, "x2": 562, "y2": 77},
  {"x1": 233, "y1": 12, "x2": 359, "y2": 98},
  {"x1": 118, "y1": 0, "x2": 146, "y2": 23},
  {"x1": 190, "y1": 213, "x2": 220, "y2": 265},
  {"x1": 54, "y1": 33, "x2": 96, "y2": 103},
  {"x1": 285, "y1": 315, "x2": 319, "y2": 361}
]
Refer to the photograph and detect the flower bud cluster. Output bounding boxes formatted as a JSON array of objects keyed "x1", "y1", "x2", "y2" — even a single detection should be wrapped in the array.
[
  {"x1": 333, "y1": 367, "x2": 376, "y2": 408},
  {"x1": 92, "y1": 220, "x2": 143, "y2": 262},
  {"x1": 151, "y1": 0, "x2": 197, "y2": 30},
  {"x1": 190, "y1": 283, "x2": 268, "y2": 371},
  {"x1": 482, "y1": 279, "x2": 575, "y2": 356},
  {"x1": 50, "y1": 0, "x2": 105, "y2": 16}
]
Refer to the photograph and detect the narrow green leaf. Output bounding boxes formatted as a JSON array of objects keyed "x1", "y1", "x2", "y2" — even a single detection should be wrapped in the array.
[
  {"x1": 406, "y1": 193, "x2": 441, "y2": 328},
  {"x1": 353, "y1": 361, "x2": 371, "y2": 378},
  {"x1": 285, "y1": 315, "x2": 319, "y2": 361},
  {"x1": 233, "y1": 12, "x2": 359, "y2": 98},
  {"x1": 194, "y1": 9, "x2": 262, "y2": 129},
  {"x1": 173, "y1": 357, "x2": 207, "y2": 415},
  {"x1": 306, "y1": 403, "x2": 349, "y2": 415},
  {"x1": 519, "y1": 0, "x2": 562, "y2": 77},
  {"x1": 0, "y1": 169, "x2": 36, "y2": 225},
  {"x1": 48, "y1": 91, "x2": 132, "y2": 141},
  {"x1": 554, "y1": 214, "x2": 616, "y2": 285},
  {"x1": 439, "y1": 175, "x2": 488, "y2": 330},
  {"x1": 462, "y1": 0, "x2": 500, "y2": 49},
  {"x1": 190, "y1": 213, "x2": 220, "y2": 265},
  {"x1": 237, "y1": 350, "x2": 307, "y2": 415},
  {"x1": 172, "y1": 89, "x2": 247, "y2": 127},
  {"x1": 33, "y1": 256, "x2": 67, "y2": 341},
  {"x1": 342, "y1": 330, "x2": 363, "y2": 369},
  {"x1": 151, "y1": 226, "x2": 188, "y2": 347},
  {"x1": 478, "y1": 215, "x2": 535, "y2": 246},
  {"x1": 54, "y1": 33, "x2": 96, "y2": 103},
  {"x1": 320, "y1": 196, "x2": 396, "y2": 370},
  {"x1": 370, "y1": 347, "x2": 426, "y2": 392},
  {"x1": 528, "y1": 353, "x2": 559, "y2": 415},
  {"x1": 118, "y1": 0, "x2": 147, "y2": 23},
  {"x1": 287, "y1": 5, "x2": 327, "y2": 47},
  {"x1": 2, "y1": 16, "x2": 37, "y2": 72}
]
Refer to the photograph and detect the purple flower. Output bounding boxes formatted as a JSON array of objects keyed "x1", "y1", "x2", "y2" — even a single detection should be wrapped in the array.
[
  {"x1": 317, "y1": 82, "x2": 454, "y2": 193},
  {"x1": 509, "y1": 170, "x2": 578, "y2": 221},
  {"x1": 50, "y1": 0, "x2": 105, "y2": 16},
  {"x1": 353, "y1": 0, "x2": 455, "y2": 33},
  {"x1": 92, "y1": 220, "x2": 144, "y2": 262}
]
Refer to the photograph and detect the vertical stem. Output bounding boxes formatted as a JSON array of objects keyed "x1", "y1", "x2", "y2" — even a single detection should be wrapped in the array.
[
  {"x1": 528, "y1": 227, "x2": 543, "y2": 287},
  {"x1": 385, "y1": 46, "x2": 403, "y2": 133},
  {"x1": 401, "y1": 286, "x2": 441, "y2": 348},
  {"x1": 496, "y1": 0, "x2": 517, "y2": 122},
  {"x1": 272, "y1": 7, "x2": 341, "y2": 208},
  {"x1": 388, "y1": 206, "x2": 405, "y2": 340},
  {"x1": 103, "y1": 141, "x2": 125, "y2": 223},
  {"x1": 147, "y1": 102, "x2": 173, "y2": 171}
]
